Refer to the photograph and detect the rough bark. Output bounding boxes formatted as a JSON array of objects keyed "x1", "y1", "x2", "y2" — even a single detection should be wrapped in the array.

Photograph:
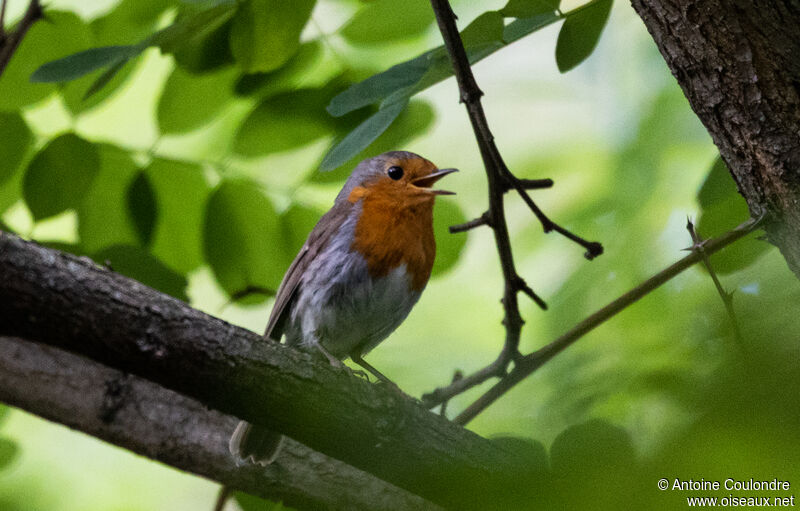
[
  {"x1": 630, "y1": 0, "x2": 800, "y2": 276},
  {"x1": 0, "y1": 336, "x2": 438, "y2": 511},
  {"x1": 0, "y1": 232, "x2": 518, "y2": 510}
]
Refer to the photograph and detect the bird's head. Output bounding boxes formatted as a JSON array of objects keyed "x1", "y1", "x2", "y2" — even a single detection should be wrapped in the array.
[{"x1": 337, "y1": 151, "x2": 458, "y2": 207}]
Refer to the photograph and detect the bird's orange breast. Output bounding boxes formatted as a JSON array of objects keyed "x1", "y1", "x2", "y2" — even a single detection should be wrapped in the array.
[{"x1": 349, "y1": 183, "x2": 436, "y2": 292}]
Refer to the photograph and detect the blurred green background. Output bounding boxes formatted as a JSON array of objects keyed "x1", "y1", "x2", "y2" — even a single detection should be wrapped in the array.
[{"x1": 1, "y1": 0, "x2": 799, "y2": 509}]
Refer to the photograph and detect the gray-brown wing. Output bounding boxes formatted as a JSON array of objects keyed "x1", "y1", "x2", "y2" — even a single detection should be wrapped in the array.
[{"x1": 264, "y1": 201, "x2": 352, "y2": 340}]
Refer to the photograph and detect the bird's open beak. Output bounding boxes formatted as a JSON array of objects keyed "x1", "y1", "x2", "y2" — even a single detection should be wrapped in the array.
[{"x1": 411, "y1": 168, "x2": 458, "y2": 195}]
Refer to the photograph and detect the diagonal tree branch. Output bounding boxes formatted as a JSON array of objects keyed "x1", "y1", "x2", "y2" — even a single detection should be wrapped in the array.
[
  {"x1": 0, "y1": 0, "x2": 43, "y2": 78},
  {"x1": 423, "y1": 0, "x2": 602, "y2": 410},
  {"x1": 0, "y1": 336, "x2": 439, "y2": 511},
  {"x1": 0, "y1": 232, "x2": 519, "y2": 510}
]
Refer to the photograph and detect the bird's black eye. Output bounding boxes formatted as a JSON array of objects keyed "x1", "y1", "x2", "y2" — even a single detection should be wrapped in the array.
[{"x1": 387, "y1": 166, "x2": 404, "y2": 180}]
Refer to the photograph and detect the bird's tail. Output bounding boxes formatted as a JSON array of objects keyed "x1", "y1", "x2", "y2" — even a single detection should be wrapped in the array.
[{"x1": 229, "y1": 421, "x2": 285, "y2": 466}]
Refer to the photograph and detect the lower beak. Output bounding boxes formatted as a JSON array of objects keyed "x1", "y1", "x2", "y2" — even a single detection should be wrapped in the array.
[{"x1": 411, "y1": 168, "x2": 458, "y2": 195}]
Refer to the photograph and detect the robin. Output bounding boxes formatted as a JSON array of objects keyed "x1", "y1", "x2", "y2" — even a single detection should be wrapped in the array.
[{"x1": 229, "y1": 150, "x2": 457, "y2": 465}]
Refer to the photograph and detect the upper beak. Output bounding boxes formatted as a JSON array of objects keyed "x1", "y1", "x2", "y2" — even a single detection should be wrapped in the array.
[{"x1": 411, "y1": 168, "x2": 458, "y2": 195}]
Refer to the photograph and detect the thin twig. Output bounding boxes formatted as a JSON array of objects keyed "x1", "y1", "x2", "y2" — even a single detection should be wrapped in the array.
[
  {"x1": 428, "y1": 0, "x2": 530, "y2": 400},
  {"x1": 453, "y1": 216, "x2": 764, "y2": 425},
  {"x1": 0, "y1": 0, "x2": 43, "y2": 78},
  {"x1": 449, "y1": 212, "x2": 490, "y2": 233},
  {"x1": 1, "y1": 0, "x2": 8, "y2": 38},
  {"x1": 507, "y1": 178, "x2": 554, "y2": 191},
  {"x1": 424, "y1": 0, "x2": 600, "y2": 409},
  {"x1": 439, "y1": 370, "x2": 463, "y2": 418},
  {"x1": 213, "y1": 486, "x2": 232, "y2": 511},
  {"x1": 686, "y1": 218, "x2": 743, "y2": 346}
]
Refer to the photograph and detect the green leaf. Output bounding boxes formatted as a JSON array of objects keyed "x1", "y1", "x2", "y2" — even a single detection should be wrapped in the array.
[
  {"x1": 234, "y1": 41, "x2": 323, "y2": 97},
  {"x1": 234, "y1": 491, "x2": 290, "y2": 511},
  {"x1": 326, "y1": 53, "x2": 431, "y2": 118},
  {"x1": 234, "y1": 89, "x2": 334, "y2": 156},
  {"x1": 550, "y1": 419, "x2": 635, "y2": 476},
  {"x1": 229, "y1": 0, "x2": 316, "y2": 73},
  {"x1": 172, "y1": 14, "x2": 234, "y2": 73},
  {"x1": 555, "y1": 0, "x2": 613, "y2": 73},
  {"x1": 203, "y1": 180, "x2": 287, "y2": 300},
  {"x1": 460, "y1": 11, "x2": 505, "y2": 50},
  {"x1": 127, "y1": 171, "x2": 158, "y2": 247},
  {"x1": 697, "y1": 156, "x2": 768, "y2": 274},
  {"x1": 77, "y1": 144, "x2": 142, "y2": 253},
  {"x1": 341, "y1": 0, "x2": 434, "y2": 45},
  {"x1": 157, "y1": 65, "x2": 238, "y2": 134},
  {"x1": 313, "y1": 100, "x2": 435, "y2": 183},
  {"x1": 280, "y1": 203, "x2": 323, "y2": 258},
  {"x1": 0, "y1": 438, "x2": 19, "y2": 471},
  {"x1": 320, "y1": 100, "x2": 408, "y2": 172},
  {"x1": 698, "y1": 156, "x2": 734, "y2": 209},
  {"x1": 23, "y1": 134, "x2": 100, "y2": 221},
  {"x1": 0, "y1": 11, "x2": 92, "y2": 110},
  {"x1": 29, "y1": 3, "x2": 236, "y2": 98},
  {"x1": 148, "y1": 3, "x2": 237, "y2": 54},
  {"x1": 431, "y1": 198, "x2": 468, "y2": 277},
  {"x1": 93, "y1": 245, "x2": 189, "y2": 301},
  {"x1": 145, "y1": 158, "x2": 212, "y2": 274},
  {"x1": 500, "y1": 0, "x2": 560, "y2": 18},
  {"x1": 327, "y1": 11, "x2": 561, "y2": 118},
  {"x1": 0, "y1": 113, "x2": 33, "y2": 185},
  {"x1": 503, "y1": 11, "x2": 562, "y2": 43},
  {"x1": 30, "y1": 45, "x2": 140, "y2": 83}
]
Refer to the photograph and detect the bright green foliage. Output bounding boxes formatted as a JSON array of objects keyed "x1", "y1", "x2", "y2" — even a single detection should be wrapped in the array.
[
  {"x1": 320, "y1": 100, "x2": 408, "y2": 171},
  {"x1": 279, "y1": 203, "x2": 322, "y2": 257},
  {"x1": 341, "y1": 0, "x2": 434, "y2": 45},
  {"x1": 314, "y1": 100, "x2": 435, "y2": 183},
  {"x1": 93, "y1": 245, "x2": 189, "y2": 301},
  {"x1": 23, "y1": 134, "x2": 100, "y2": 220},
  {"x1": 234, "y1": 88, "x2": 335, "y2": 156},
  {"x1": 235, "y1": 491, "x2": 292, "y2": 511},
  {"x1": 77, "y1": 144, "x2": 143, "y2": 253},
  {"x1": 229, "y1": 0, "x2": 316, "y2": 73},
  {"x1": 171, "y1": 7, "x2": 234, "y2": 74},
  {"x1": 697, "y1": 156, "x2": 768, "y2": 273},
  {"x1": 144, "y1": 158, "x2": 212, "y2": 275},
  {"x1": 203, "y1": 180, "x2": 288, "y2": 301},
  {"x1": 31, "y1": 46, "x2": 140, "y2": 84},
  {"x1": 158, "y1": 65, "x2": 238, "y2": 134},
  {"x1": 233, "y1": 41, "x2": 323, "y2": 97},
  {"x1": 0, "y1": 113, "x2": 33, "y2": 185},
  {"x1": 0, "y1": 438, "x2": 19, "y2": 471},
  {"x1": 500, "y1": 0, "x2": 560, "y2": 18},
  {"x1": 0, "y1": 11, "x2": 92, "y2": 110},
  {"x1": 127, "y1": 172, "x2": 158, "y2": 248},
  {"x1": 30, "y1": 4, "x2": 236, "y2": 99},
  {"x1": 555, "y1": 0, "x2": 613, "y2": 72},
  {"x1": 432, "y1": 198, "x2": 467, "y2": 277}
]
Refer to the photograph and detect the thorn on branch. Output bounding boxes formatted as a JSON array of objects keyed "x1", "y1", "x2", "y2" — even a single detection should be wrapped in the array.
[
  {"x1": 686, "y1": 218, "x2": 743, "y2": 347},
  {"x1": 450, "y1": 211, "x2": 491, "y2": 233}
]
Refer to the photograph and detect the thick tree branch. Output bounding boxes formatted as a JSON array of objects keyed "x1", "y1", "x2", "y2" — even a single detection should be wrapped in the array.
[
  {"x1": 631, "y1": 0, "x2": 800, "y2": 277},
  {"x1": 0, "y1": 0, "x2": 43, "y2": 77},
  {"x1": 423, "y1": 0, "x2": 601, "y2": 410},
  {"x1": 0, "y1": 232, "x2": 519, "y2": 510},
  {"x1": 0, "y1": 336, "x2": 438, "y2": 511}
]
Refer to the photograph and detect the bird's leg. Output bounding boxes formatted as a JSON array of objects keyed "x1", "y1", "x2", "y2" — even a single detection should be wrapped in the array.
[
  {"x1": 314, "y1": 341, "x2": 342, "y2": 368},
  {"x1": 315, "y1": 342, "x2": 369, "y2": 380},
  {"x1": 350, "y1": 353, "x2": 398, "y2": 388}
]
